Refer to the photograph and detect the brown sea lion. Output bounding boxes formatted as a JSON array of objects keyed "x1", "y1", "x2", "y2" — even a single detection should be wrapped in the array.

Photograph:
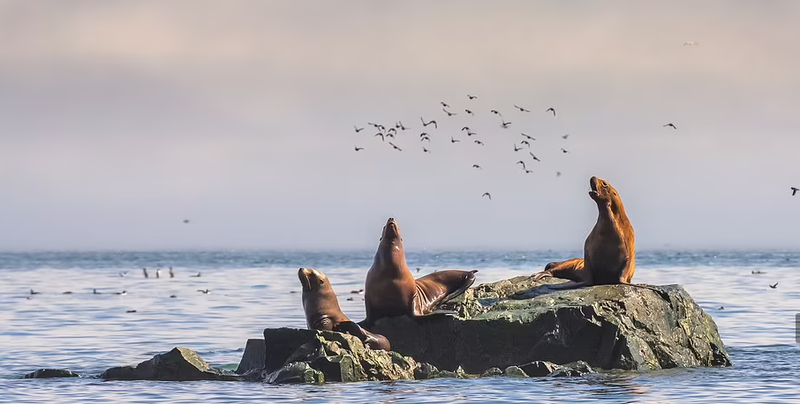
[
  {"x1": 298, "y1": 268, "x2": 391, "y2": 351},
  {"x1": 361, "y1": 218, "x2": 477, "y2": 327},
  {"x1": 532, "y1": 176, "x2": 635, "y2": 289}
]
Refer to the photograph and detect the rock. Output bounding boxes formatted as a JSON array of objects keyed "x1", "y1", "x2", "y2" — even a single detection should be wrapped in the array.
[
  {"x1": 518, "y1": 361, "x2": 560, "y2": 377},
  {"x1": 503, "y1": 365, "x2": 529, "y2": 378},
  {"x1": 23, "y1": 369, "x2": 80, "y2": 379},
  {"x1": 265, "y1": 362, "x2": 324, "y2": 384},
  {"x1": 100, "y1": 347, "x2": 240, "y2": 381},
  {"x1": 261, "y1": 328, "x2": 418, "y2": 384},
  {"x1": 548, "y1": 361, "x2": 594, "y2": 377},
  {"x1": 236, "y1": 339, "x2": 266, "y2": 374},
  {"x1": 369, "y1": 277, "x2": 731, "y2": 373},
  {"x1": 436, "y1": 366, "x2": 469, "y2": 379},
  {"x1": 479, "y1": 367, "x2": 503, "y2": 377},
  {"x1": 414, "y1": 362, "x2": 440, "y2": 379}
]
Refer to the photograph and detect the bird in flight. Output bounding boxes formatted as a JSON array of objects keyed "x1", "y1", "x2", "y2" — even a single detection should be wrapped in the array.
[
  {"x1": 514, "y1": 104, "x2": 530, "y2": 112},
  {"x1": 520, "y1": 133, "x2": 535, "y2": 140},
  {"x1": 451, "y1": 136, "x2": 460, "y2": 143},
  {"x1": 354, "y1": 146, "x2": 364, "y2": 152},
  {"x1": 183, "y1": 219, "x2": 190, "y2": 224},
  {"x1": 461, "y1": 126, "x2": 470, "y2": 132},
  {"x1": 769, "y1": 282, "x2": 778, "y2": 289},
  {"x1": 513, "y1": 144, "x2": 523, "y2": 152},
  {"x1": 443, "y1": 108, "x2": 457, "y2": 117},
  {"x1": 197, "y1": 289, "x2": 211, "y2": 294},
  {"x1": 354, "y1": 125, "x2": 364, "y2": 133},
  {"x1": 420, "y1": 136, "x2": 431, "y2": 143},
  {"x1": 387, "y1": 128, "x2": 397, "y2": 136},
  {"x1": 465, "y1": 109, "x2": 474, "y2": 115},
  {"x1": 501, "y1": 120, "x2": 512, "y2": 129},
  {"x1": 421, "y1": 117, "x2": 438, "y2": 129},
  {"x1": 374, "y1": 132, "x2": 385, "y2": 142},
  {"x1": 530, "y1": 152, "x2": 541, "y2": 162},
  {"x1": 545, "y1": 107, "x2": 556, "y2": 117},
  {"x1": 561, "y1": 148, "x2": 570, "y2": 154},
  {"x1": 482, "y1": 192, "x2": 492, "y2": 200},
  {"x1": 423, "y1": 147, "x2": 431, "y2": 153},
  {"x1": 490, "y1": 109, "x2": 502, "y2": 116},
  {"x1": 388, "y1": 142, "x2": 402, "y2": 151},
  {"x1": 520, "y1": 140, "x2": 531, "y2": 148},
  {"x1": 516, "y1": 160, "x2": 527, "y2": 170},
  {"x1": 466, "y1": 130, "x2": 477, "y2": 136},
  {"x1": 562, "y1": 134, "x2": 570, "y2": 139},
  {"x1": 556, "y1": 171, "x2": 562, "y2": 177},
  {"x1": 467, "y1": 94, "x2": 478, "y2": 99},
  {"x1": 398, "y1": 121, "x2": 409, "y2": 131},
  {"x1": 474, "y1": 140, "x2": 484, "y2": 146},
  {"x1": 663, "y1": 123, "x2": 677, "y2": 129},
  {"x1": 525, "y1": 169, "x2": 534, "y2": 174},
  {"x1": 472, "y1": 164, "x2": 482, "y2": 170},
  {"x1": 792, "y1": 187, "x2": 799, "y2": 196},
  {"x1": 441, "y1": 102, "x2": 451, "y2": 108}
]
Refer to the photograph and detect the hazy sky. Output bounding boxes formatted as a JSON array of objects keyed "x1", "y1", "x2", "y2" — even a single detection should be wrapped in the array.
[{"x1": 1, "y1": 1, "x2": 798, "y2": 251}]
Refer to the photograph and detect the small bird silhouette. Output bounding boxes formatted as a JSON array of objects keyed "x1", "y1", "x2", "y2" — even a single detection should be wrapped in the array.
[
  {"x1": 525, "y1": 169, "x2": 533, "y2": 174},
  {"x1": 451, "y1": 136, "x2": 460, "y2": 143},
  {"x1": 501, "y1": 120, "x2": 512, "y2": 129},
  {"x1": 769, "y1": 282, "x2": 778, "y2": 289},
  {"x1": 530, "y1": 152, "x2": 541, "y2": 162},
  {"x1": 472, "y1": 164, "x2": 482, "y2": 170},
  {"x1": 490, "y1": 109, "x2": 501, "y2": 116},
  {"x1": 388, "y1": 142, "x2": 402, "y2": 151},
  {"x1": 197, "y1": 289, "x2": 211, "y2": 294},
  {"x1": 126, "y1": 310, "x2": 137, "y2": 313},
  {"x1": 514, "y1": 104, "x2": 530, "y2": 112},
  {"x1": 474, "y1": 140, "x2": 484, "y2": 146},
  {"x1": 663, "y1": 123, "x2": 677, "y2": 129},
  {"x1": 183, "y1": 219, "x2": 190, "y2": 224},
  {"x1": 93, "y1": 288, "x2": 101, "y2": 295},
  {"x1": 516, "y1": 160, "x2": 527, "y2": 170},
  {"x1": 119, "y1": 271, "x2": 128, "y2": 277},
  {"x1": 562, "y1": 134, "x2": 570, "y2": 139},
  {"x1": 398, "y1": 121, "x2": 409, "y2": 130},
  {"x1": 520, "y1": 140, "x2": 531, "y2": 148},
  {"x1": 545, "y1": 107, "x2": 556, "y2": 117},
  {"x1": 191, "y1": 271, "x2": 201, "y2": 277},
  {"x1": 561, "y1": 148, "x2": 570, "y2": 154},
  {"x1": 374, "y1": 132, "x2": 385, "y2": 142},
  {"x1": 443, "y1": 108, "x2": 457, "y2": 117},
  {"x1": 420, "y1": 136, "x2": 431, "y2": 142},
  {"x1": 386, "y1": 127, "x2": 397, "y2": 135},
  {"x1": 354, "y1": 146, "x2": 364, "y2": 151},
  {"x1": 368, "y1": 122, "x2": 380, "y2": 128},
  {"x1": 142, "y1": 268, "x2": 149, "y2": 278},
  {"x1": 465, "y1": 109, "x2": 474, "y2": 115},
  {"x1": 752, "y1": 270, "x2": 766, "y2": 275},
  {"x1": 514, "y1": 144, "x2": 523, "y2": 152},
  {"x1": 521, "y1": 133, "x2": 535, "y2": 140},
  {"x1": 718, "y1": 306, "x2": 724, "y2": 310},
  {"x1": 441, "y1": 102, "x2": 451, "y2": 108},
  {"x1": 354, "y1": 125, "x2": 364, "y2": 133},
  {"x1": 30, "y1": 289, "x2": 40, "y2": 295},
  {"x1": 790, "y1": 187, "x2": 798, "y2": 196},
  {"x1": 63, "y1": 291, "x2": 73, "y2": 294},
  {"x1": 467, "y1": 94, "x2": 478, "y2": 99},
  {"x1": 423, "y1": 147, "x2": 431, "y2": 153},
  {"x1": 421, "y1": 117, "x2": 438, "y2": 129},
  {"x1": 385, "y1": 133, "x2": 395, "y2": 139},
  {"x1": 461, "y1": 126, "x2": 470, "y2": 132},
  {"x1": 556, "y1": 171, "x2": 562, "y2": 177},
  {"x1": 466, "y1": 130, "x2": 477, "y2": 136},
  {"x1": 482, "y1": 192, "x2": 492, "y2": 200},
  {"x1": 115, "y1": 290, "x2": 127, "y2": 296}
]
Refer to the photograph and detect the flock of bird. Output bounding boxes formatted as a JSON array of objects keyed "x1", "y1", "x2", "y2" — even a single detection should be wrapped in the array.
[{"x1": 351, "y1": 95, "x2": 686, "y2": 200}]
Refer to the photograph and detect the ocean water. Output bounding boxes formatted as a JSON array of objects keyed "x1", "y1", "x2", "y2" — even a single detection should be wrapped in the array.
[{"x1": 1, "y1": 250, "x2": 798, "y2": 403}]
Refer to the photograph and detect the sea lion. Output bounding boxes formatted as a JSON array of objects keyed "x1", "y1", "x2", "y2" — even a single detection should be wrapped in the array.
[
  {"x1": 298, "y1": 268, "x2": 390, "y2": 351},
  {"x1": 361, "y1": 218, "x2": 477, "y2": 327},
  {"x1": 532, "y1": 176, "x2": 635, "y2": 289}
]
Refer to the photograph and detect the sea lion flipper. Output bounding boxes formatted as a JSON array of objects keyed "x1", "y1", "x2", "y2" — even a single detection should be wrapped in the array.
[
  {"x1": 533, "y1": 258, "x2": 588, "y2": 283},
  {"x1": 413, "y1": 270, "x2": 477, "y2": 315},
  {"x1": 546, "y1": 280, "x2": 593, "y2": 290},
  {"x1": 334, "y1": 321, "x2": 391, "y2": 351}
]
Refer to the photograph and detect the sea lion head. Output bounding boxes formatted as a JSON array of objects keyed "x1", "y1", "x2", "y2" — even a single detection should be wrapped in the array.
[
  {"x1": 589, "y1": 176, "x2": 618, "y2": 205},
  {"x1": 298, "y1": 267, "x2": 331, "y2": 294},
  {"x1": 298, "y1": 267, "x2": 343, "y2": 330},
  {"x1": 374, "y1": 217, "x2": 408, "y2": 267}
]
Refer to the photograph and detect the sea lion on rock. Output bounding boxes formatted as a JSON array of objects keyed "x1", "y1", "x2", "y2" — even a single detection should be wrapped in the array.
[
  {"x1": 532, "y1": 176, "x2": 635, "y2": 289},
  {"x1": 361, "y1": 218, "x2": 477, "y2": 327},
  {"x1": 298, "y1": 268, "x2": 390, "y2": 351}
]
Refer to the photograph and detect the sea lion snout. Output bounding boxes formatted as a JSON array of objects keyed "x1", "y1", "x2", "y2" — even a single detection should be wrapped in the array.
[{"x1": 298, "y1": 267, "x2": 324, "y2": 291}]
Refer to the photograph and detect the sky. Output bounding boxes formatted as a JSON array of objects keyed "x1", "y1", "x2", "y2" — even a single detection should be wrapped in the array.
[{"x1": 0, "y1": 1, "x2": 798, "y2": 251}]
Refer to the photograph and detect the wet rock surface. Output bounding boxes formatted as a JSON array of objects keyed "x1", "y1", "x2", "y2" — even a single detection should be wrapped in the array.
[{"x1": 100, "y1": 347, "x2": 240, "y2": 381}]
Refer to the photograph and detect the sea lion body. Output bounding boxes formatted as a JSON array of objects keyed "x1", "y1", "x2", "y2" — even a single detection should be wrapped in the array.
[
  {"x1": 299, "y1": 268, "x2": 390, "y2": 350},
  {"x1": 533, "y1": 176, "x2": 635, "y2": 288},
  {"x1": 361, "y1": 218, "x2": 477, "y2": 326}
]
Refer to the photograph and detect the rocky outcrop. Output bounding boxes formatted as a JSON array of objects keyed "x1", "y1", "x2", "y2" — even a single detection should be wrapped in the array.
[
  {"x1": 100, "y1": 347, "x2": 240, "y2": 381},
  {"x1": 367, "y1": 276, "x2": 731, "y2": 373},
  {"x1": 23, "y1": 369, "x2": 80, "y2": 379}
]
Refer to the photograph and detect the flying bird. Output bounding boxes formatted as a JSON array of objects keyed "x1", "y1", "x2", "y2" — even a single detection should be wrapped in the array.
[
  {"x1": 525, "y1": 169, "x2": 534, "y2": 174},
  {"x1": 451, "y1": 136, "x2": 460, "y2": 143},
  {"x1": 791, "y1": 187, "x2": 799, "y2": 196},
  {"x1": 663, "y1": 123, "x2": 677, "y2": 129},
  {"x1": 482, "y1": 192, "x2": 492, "y2": 200},
  {"x1": 474, "y1": 140, "x2": 484, "y2": 146},
  {"x1": 354, "y1": 146, "x2": 364, "y2": 151},
  {"x1": 30, "y1": 289, "x2": 40, "y2": 295},
  {"x1": 467, "y1": 94, "x2": 478, "y2": 99},
  {"x1": 398, "y1": 121, "x2": 409, "y2": 130},
  {"x1": 387, "y1": 127, "x2": 397, "y2": 135},
  {"x1": 545, "y1": 107, "x2": 556, "y2": 117},
  {"x1": 769, "y1": 282, "x2": 778, "y2": 289},
  {"x1": 388, "y1": 142, "x2": 402, "y2": 151},
  {"x1": 501, "y1": 120, "x2": 512, "y2": 129},
  {"x1": 466, "y1": 130, "x2": 477, "y2": 136},
  {"x1": 562, "y1": 134, "x2": 570, "y2": 139},
  {"x1": 520, "y1": 140, "x2": 531, "y2": 148},
  {"x1": 461, "y1": 126, "x2": 471, "y2": 132},
  {"x1": 183, "y1": 219, "x2": 190, "y2": 224},
  {"x1": 197, "y1": 289, "x2": 211, "y2": 294},
  {"x1": 420, "y1": 136, "x2": 431, "y2": 142},
  {"x1": 514, "y1": 104, "x2": 530, "y2": 112},
  {"x1": 423, "y1": 147, "x2": 431, "y2": 153},
  {"x1": 556, "y1": 171, "x2": 562, "y2": 177},
  {"x1": 490, "y1": 109, "x2": 501, "y2": 116},
  {"x1": 368, "y1": 122, "x2": 380, "y2": 128},
  {"x1": 385, "y1": 133, "x2": 395, "y2": 139},
  {"x1": 374, "y1": 132, "x2": 385, "y2": 142},
  {"x1": 561, "y1": 148, "x2": 570, "y2": 154},
  {"x1": 516, "y1": 160, "x2": 527, "y2": 170},
  {"x1": 472, "y1": 164, "x2": 482, "y2": 170},
  {"x1": 191, "y1": 271, "x2": 201, "y2": 277},
  {"x1": 465, "y1": 109, "x2": 474, "y2": 115},
  {"x1": 514, "y1": 144, "x2": 523, "y2": 152},
  {"x1": 530, "y1": 152, "x2": 541, "y2": 162},
  {"x1": 440, "y1": 102, "x2": 451, "y2": 108},
  {"x1": 421, "y1": 117, "x2": 438, "y2": 129},
  {"x1": 354, "y1": 125, "x2": 364, "y2": 133},
  {"x1": 443, "y1": 108, "x2": 457, "y2": 117},
  {"x1": 521, "y1": 133, "x2": 535, "y2": 140}
]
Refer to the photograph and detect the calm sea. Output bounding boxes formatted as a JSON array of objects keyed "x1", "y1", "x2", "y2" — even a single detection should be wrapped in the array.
[{"x1": 1, "y1": 250, "x2": 798, "y2": 403}]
